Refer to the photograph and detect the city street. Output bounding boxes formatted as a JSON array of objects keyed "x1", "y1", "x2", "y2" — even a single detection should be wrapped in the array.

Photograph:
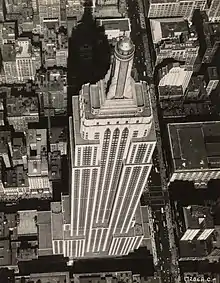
[{"x1": 126, "y1": 0, "x2": 180, "y2": 282}]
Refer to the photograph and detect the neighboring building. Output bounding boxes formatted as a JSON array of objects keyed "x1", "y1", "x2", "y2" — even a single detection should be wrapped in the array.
[
  {"x1": 42, "y1": 18, "x2": 59, "y2": 68},
  {"x1": 50, "y1": 126, "x2": 67, "y2": 155},
  {"x1": 96, "y1": 0, "x2": 118, "y2": 7},
  {"x1": 152, "y1": 21, "x2": 199, "y2": 66},
  {"x1": 203, "y1": 22, "x2": 220, "y2": 64},
  {"x1": 148, "y1": 0, "x2": 207, "y2": 19},
  {"x1": 179, "y1": 205, "x2": 215, "y2": 260},
  {"x1": 15, "y1": 38, "x2": 41, "y2": 82},
  {"x1": 2, "y1": 21, "x2": 17, "y2": 45},
  {"x1": 168, "y1": 122, "x2": 220, "y2": 184},
  {"x1": 98, "y1": 18, "x2": 131, "y2": 42},
  {"x1": 150, "y1": 17, "x2": 189, "y2": 45},
  {"x1": 6, "y1": 90, "x2": 39, "y2": 132},
  {"x1": 66, "y1": 0, "x2": 83, "y2": 19},
  {"x1": 15, "y1": 272, "x2": 70, "y2": 283},
  {"x1": 27, "y1": 128, "x2": 52, "y2": 197},
  {"x1": 208, "y1": 0, "x2": 220, "y2": 22},
  {"x1": 94, "y1": 6, "x2": 122, "y2": 18},
  {"x1": 0, "y1": 126, "x2": 52, "y2": 200},
  {"x1": 38, "y1": 0, "x2": 61, "y2": 31},
  {"x1": 36, "y1": 68, "x2": 67, "y2": 116},
  {"x1": 158, "y1": 64, "x2": 216, "y2": 119},
  {"x1": 42, "y1": 19, "x2": 68, "y2": 68},
  {"x1": 56, "y1": 29, "x2": 68, "y2": 67},
  {"x1": 204, "y1": 66, "x2": 219, "y2": 96},
  {"x1": 158, "y1": 65, "x2": 193, "y2": 99},
  {"x1": 2, "y1": 44, "x2": 17, "y2": 84}
]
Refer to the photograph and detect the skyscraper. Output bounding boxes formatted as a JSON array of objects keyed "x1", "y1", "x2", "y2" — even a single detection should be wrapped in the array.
[{"x1": 68, "y1": 36, "x2": 156, "y2": 257}]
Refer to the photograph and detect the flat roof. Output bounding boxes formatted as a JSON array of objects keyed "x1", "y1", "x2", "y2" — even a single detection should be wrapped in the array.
[
  {"x1": 99, "y1": 18, "x2": 130, "y2": 32},
  {"x1": 17, "y1": 210, "x2": 37, "y2": 235},
  {"x1": 168, "y1": 122, "x2": 220, "y2": 171},
  {"x1": 159, "y1": 67, "x2": 193, "y2": 88},
  {"x1": 183, "y1": 205, "x2": 214, "y2": 230},
  {"x1": 37, "y1": 211, "x2": 53, "y2": 252},
  {"x1": 2, "y1": 44, "x2": 16, "y2": 61},
  {"x1": 150, "y1": 17, "x2": 188, "y2": 43}
]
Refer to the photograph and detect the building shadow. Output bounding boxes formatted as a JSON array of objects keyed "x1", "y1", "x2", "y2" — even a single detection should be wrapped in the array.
[{"x1": 67, "y1": 0, "x2": 111, "y2": 113}]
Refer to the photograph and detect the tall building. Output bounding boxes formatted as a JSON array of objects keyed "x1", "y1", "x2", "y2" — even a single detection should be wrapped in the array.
[
  {"x1": 66, "y1": 36, "x2": 156, "y2": 258},
  {"x1": 148, "y1": 0, "x2": 207, "y2": 19}
]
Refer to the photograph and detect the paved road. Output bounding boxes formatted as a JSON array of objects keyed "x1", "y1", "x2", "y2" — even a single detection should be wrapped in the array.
[
  {"x1": 126, "y1": 0, "x2": 180, "y2": 282},
  {"x1": 126, "y1": 0, "x2": 150, "y2": 83}
]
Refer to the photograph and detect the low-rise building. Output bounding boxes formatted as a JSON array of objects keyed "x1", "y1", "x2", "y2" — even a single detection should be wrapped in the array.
[
  {"x1": 179, "y1": 205, "x2": 215, "y2": 260},
  {"x1": 98, "y1": 18, "x2": 131, "y2": 42},
  {"x1": 204, "y1": 66, "x2": 219, "y2": 96},
  {"x1": 0, "y1": 126, "x2": 52, "y2": 200},
  {"x1": 150, "y1": 17, "x2": 188, "y2": 45},
  {"x1": 158, "y1": 65, "x2": 193, "y2": 99},
  {"x1": 36, "y1": 68, "x2": 67, "y2": 116},
  {"x1": 167, "y1": 121, "x2": 220, "y2": 184},
  {"x1": 203, "y1": 22, "x2": 220, "y2": 64},
  {"x1": 15, "y1": 38, "x2": 41, "y2": 82},
  {"x1": 15, "y1": 272, "x2": 70, "y2": 283},
  {"x1": 6, "y1": 89, "x2": 39, "y2": 132},
  {"x1": 150, "y1": 19, "x2": 199, "y2": 66},
  {"x1": 2, "y1": 44, "x2": 17, "y2": 84}
]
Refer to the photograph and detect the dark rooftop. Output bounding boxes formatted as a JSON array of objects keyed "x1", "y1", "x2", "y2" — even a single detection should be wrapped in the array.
[
  {"x1": 7, "y1": 95, "x2": 38, "y2": 116},
  {"x1": 2, "y1": 44, "x2": 16, "y2": 61},
  {"x1": 99, "y1": 18, "x2": 130, "y2": 32},
  {"x1": 168, "y1": 122, "x2": 220, "y2": 171},
  {"x1": 183, "y1": 205, "x2": 214, "y2": 230}
]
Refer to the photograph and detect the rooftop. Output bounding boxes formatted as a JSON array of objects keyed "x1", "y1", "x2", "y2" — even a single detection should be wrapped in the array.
[
  {"x1": 2, "y1": 21, "x2": 16, "y2": 40},
  {"x1": 2, "y1": 44, "x2": 16, "y2": 61},
  {"x1": 7, "y1": 95, "x2": 39, "y2": 116},
  {"x1": 17, "y1": 210, "x2": 37, "y2": 236},
  {"x1": 168, "y1": 122, "x2": 220, "y2": 171},
  {"x1": 16, "y1": 38, "x2": 32, "y2": 58},
  {"x1": 37, "y1": 211, "x2": 53, "y2": 256},
  {"x1": 30, "y1": 272, "x2": 69, "y2": 283},
  {"x1": 150, "y1": 17, "x2": 188, "y2": 43},
  {"x1": 4, "y1": 165, "x2": 28, "y2": 188},
  {"x1": 183, "y1": 205, "x2": 214, "y2": 230},
  {"x1": 50, "y1": 127, "x2": 67, "y2": 144},
  {"x1": 179, "y1": 239, "x2": 211, "y2": 259},
  {"x1": 51, "y1": 202, "x2": 64, "y2": 240},
  {"x1": 99, "y1": 18, "x2": 130, "y2": 32},
  {"x1": 159, "y1": 67, "x2": 193, "y2": 90}
]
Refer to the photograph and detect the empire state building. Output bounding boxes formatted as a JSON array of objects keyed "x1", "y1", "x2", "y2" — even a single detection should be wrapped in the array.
[{"x1": 48, "y1": 36, "x2": 156, "y2": 259}]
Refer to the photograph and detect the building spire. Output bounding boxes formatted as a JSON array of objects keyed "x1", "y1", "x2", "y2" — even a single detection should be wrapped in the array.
[{"x1": 107, "y1": 36, "x2": 135, "y2": 99}]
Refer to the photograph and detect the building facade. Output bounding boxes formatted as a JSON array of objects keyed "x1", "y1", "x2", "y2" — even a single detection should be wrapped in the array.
[
  {"x1": 208, "y1": 0, "x2": 220, "y2": 22},
  {"x1": 148, "y1": 0, "x2": 207, "y2": 20},
  {"x1": 168, "y1": 122, "x2": 220, "y2": 184},
  {"x1": 66, "y1": 37, "x2": 156, "y2": 258}
]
